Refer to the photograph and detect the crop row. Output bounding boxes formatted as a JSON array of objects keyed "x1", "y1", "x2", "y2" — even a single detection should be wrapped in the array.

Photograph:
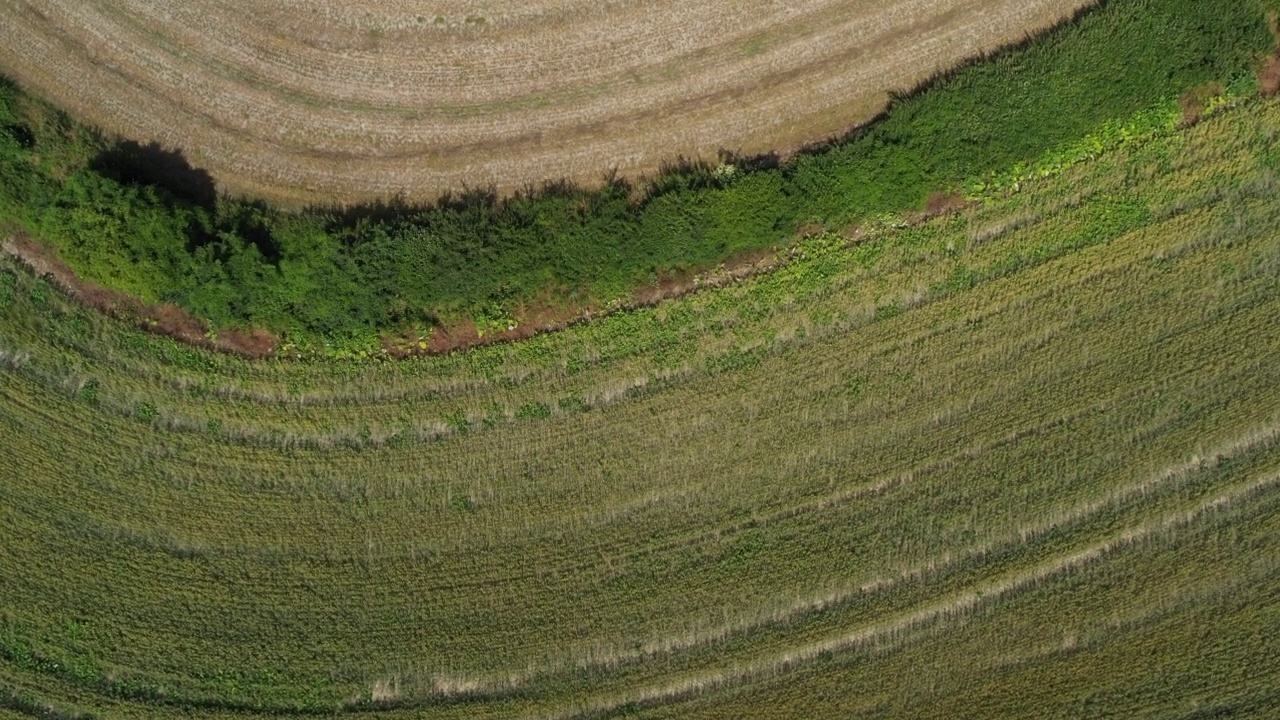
[{"x1": 4, "y1": 94, "x2": 1280, "y2": 716}]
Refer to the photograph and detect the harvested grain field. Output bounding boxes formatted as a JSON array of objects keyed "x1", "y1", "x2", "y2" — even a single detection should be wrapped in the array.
[{"x1": 0, "y1": 0, "x2": 1090, "y2": 205}]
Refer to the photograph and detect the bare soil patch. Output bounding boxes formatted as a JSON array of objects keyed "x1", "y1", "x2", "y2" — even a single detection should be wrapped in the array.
[
  {"x1": 1260, "y1": 55, "x2": 1280, "y2": 96},
  {"x1": 1177, "y1": 83, "x2": 1226, "y2": 127},
  {"x1": 1261, "y1": 12, "x2": 1280, "y2": 96},
  {"x1": 0, "y1": 0, "x2": 1090, "y2": 206}
]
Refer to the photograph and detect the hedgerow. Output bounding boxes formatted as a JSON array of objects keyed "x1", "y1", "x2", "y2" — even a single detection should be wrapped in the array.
[{"x1": 0, "y1": 0, "x2": 1275, "y2": 349}]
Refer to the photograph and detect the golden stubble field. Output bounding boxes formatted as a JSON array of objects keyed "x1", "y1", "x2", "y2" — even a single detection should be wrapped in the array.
[{"x1": 0, "y1": 0, "x2": 1090, "y2": 205}]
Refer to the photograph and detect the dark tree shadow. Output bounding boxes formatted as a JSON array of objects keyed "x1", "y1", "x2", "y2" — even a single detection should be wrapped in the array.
[
  {"x1": 86, "y1": 139, "x2": 283, "y2": 267},
  {"x1": 638, "y1": 156, "x2": 720, "y2": 203},
  {"x1": 90, "y1": 140, "x2": 217, "y2": 210},
  {"x1": 436, "y1": 184, "x2": 502, "y2": 215},
  {"x1": 3, "y1": 124, "x2": 35, "y2": 148},
  {"x1": 309, "y1": 180, "x2": 604, "y2": 239},
  {"x1": 314, "y1": 193, "x2": 417, "y2": 231},
  {"x1": 718, "y1": 148, "x2": 782, "y2": 173}
]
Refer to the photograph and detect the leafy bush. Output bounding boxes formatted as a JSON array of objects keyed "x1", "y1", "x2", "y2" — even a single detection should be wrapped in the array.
[
  {"x1": 136, "y1": 401, "x2": 157, "y2": 423},
  {"x1": 0, "y1": 0, "x2": 1275, "y2": 347},
  {"x1": 77, "y1": 380, "x2": 99, "y2": 404}
]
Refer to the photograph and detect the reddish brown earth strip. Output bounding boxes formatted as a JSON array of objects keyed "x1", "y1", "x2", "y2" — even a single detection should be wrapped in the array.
[
  {"x1": 3, "y1": 234, "x2": 277, "y2": 358},
  {"x1": 6, "y1": 189, "x2": 975, "y2": 360}
]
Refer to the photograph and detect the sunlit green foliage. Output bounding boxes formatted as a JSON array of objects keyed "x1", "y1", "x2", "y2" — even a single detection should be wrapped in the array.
[{"x1": 0, "y1": 0, "x2": 1276, "y2": 345}]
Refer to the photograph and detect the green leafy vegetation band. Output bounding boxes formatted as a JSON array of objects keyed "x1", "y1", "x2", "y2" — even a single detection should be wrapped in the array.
[{"x1": 0, "y1": 0, "x2": 1276, "y2": 351}]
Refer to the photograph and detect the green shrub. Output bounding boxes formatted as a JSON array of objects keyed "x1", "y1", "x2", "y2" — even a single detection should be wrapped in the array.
[
  {"x1": 76, "y1": 379, "x2": 98, "y2": 404},
  {"x1": 515, "y1": 402, "x2": 552, "y2": 421},
  {"x1": 0, "y1": 0, "x2": 1274, "y2": 347}
]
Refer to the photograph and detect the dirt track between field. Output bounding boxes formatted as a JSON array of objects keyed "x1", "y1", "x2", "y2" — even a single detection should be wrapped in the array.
[{"x1": 0, "y1": 0, "x2": 1090, "y2": 205}]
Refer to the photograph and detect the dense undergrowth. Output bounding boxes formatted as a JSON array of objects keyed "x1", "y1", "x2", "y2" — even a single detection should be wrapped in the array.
[{"x1": 1, "y1": 0, "x2": 1277, "y2": 353}]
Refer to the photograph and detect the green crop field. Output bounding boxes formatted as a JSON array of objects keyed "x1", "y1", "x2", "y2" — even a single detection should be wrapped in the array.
[{"x1": 4, "y1": 59, "x2": 1280, "y2": 718}]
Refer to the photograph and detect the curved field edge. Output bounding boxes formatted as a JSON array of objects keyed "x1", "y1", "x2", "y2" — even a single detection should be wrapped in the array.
[
  {"x1": 2, "y1": 92, "x2": 1280, "y2": 717},
  {"x1": 1, "y1": 0, "x2": 1277, "y2": 354},
  {"x1": 1, "y1": 94, "x2": 1276, "y2": 452},
  {"x1": 0, "y1": 0, "x2": 1088, "y2": 206}
]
